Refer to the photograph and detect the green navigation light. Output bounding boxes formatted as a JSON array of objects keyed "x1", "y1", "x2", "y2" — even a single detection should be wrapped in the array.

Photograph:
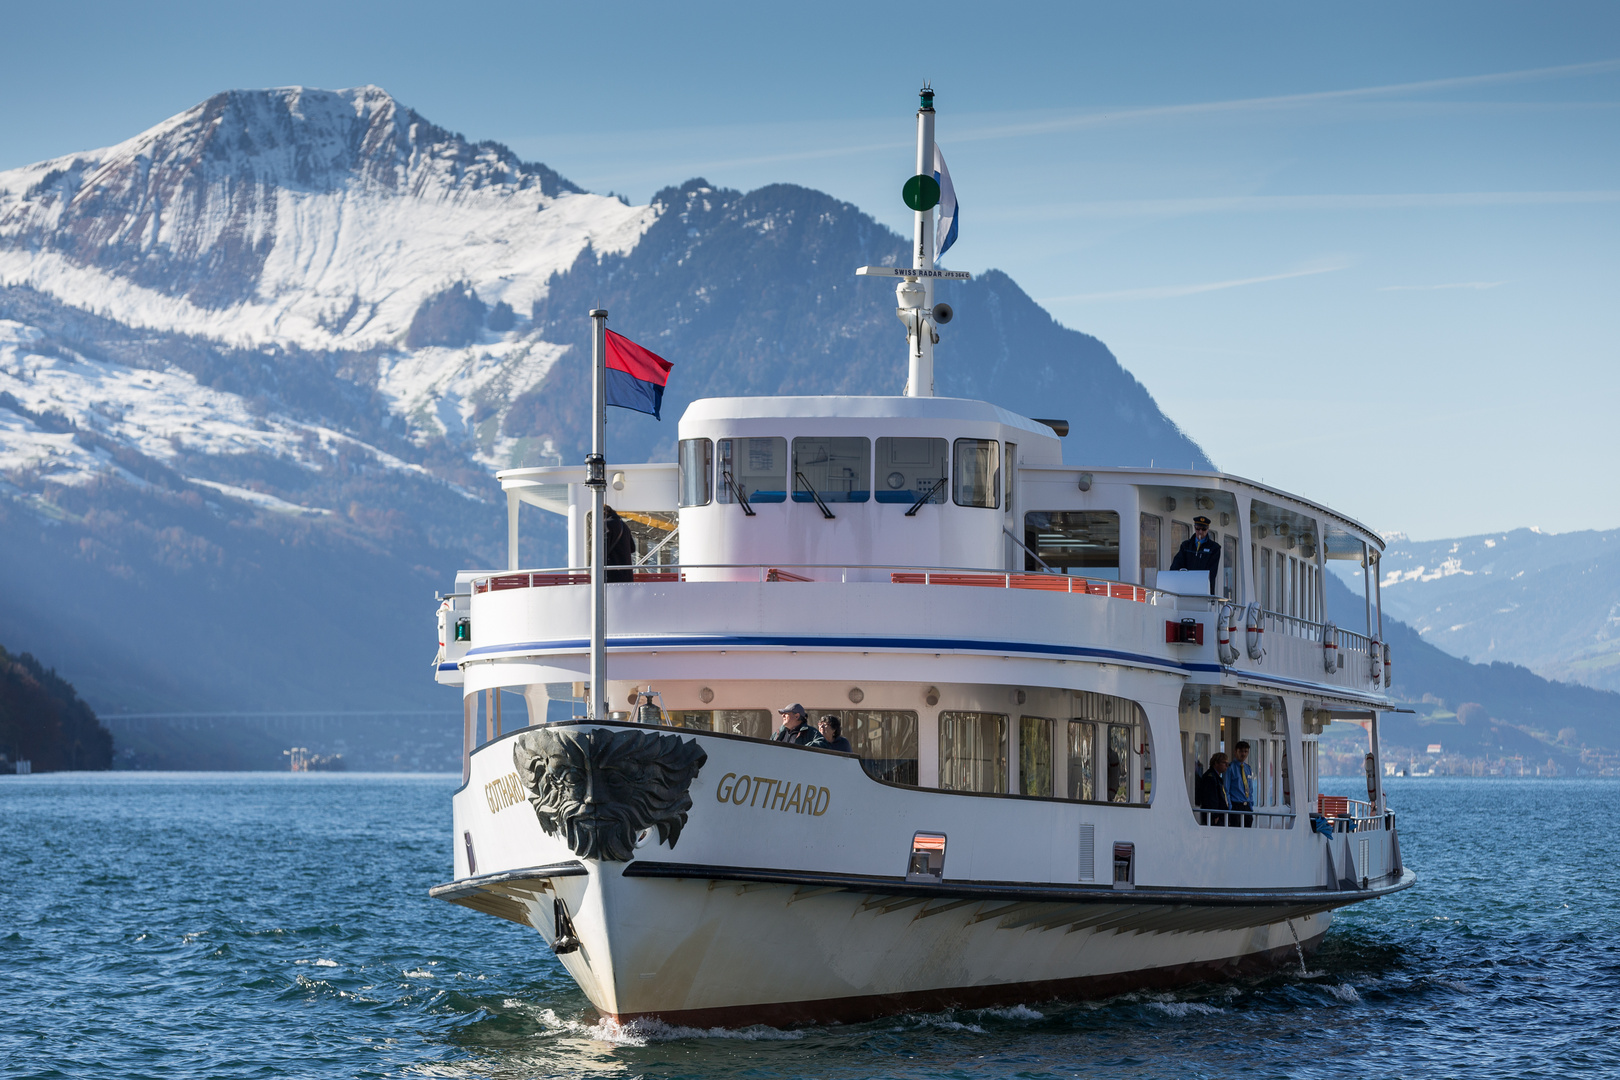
[{"x1": 902, "y1": 174, "x2": 941, "y2": 212}]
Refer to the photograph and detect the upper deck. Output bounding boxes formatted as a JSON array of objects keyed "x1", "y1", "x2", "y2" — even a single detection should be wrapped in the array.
[{"x1": 446, "y1": 393, "x2": 1392, "y2": 707}]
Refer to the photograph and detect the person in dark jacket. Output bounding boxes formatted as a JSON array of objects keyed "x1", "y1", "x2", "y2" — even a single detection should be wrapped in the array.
[
  {"x1": 809, "y1": 715, "x2": 852, "y2": 753},
  {"x1": 1196, "y1": 752, "x2": 1231, "y2": 826},
  {"x1": 1170, "y1": 515, "x2": 1222, "y2": 594},
  {"x1": 602, "y1": 505, "x2": 635, "y2": 583},
  {"x1": 772, "y1": 703, "x2": 817, "y2": 746}
]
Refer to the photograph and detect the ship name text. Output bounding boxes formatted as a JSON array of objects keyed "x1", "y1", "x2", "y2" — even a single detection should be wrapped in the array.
[
  {"x1": 715, "y1": 772, "x2": 830, "y2": 816},
  {"x1": 484, "y1": 771, "x2": 526, "y2": 814}
]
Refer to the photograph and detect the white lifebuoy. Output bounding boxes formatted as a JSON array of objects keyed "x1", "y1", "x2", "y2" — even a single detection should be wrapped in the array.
[
  {"x1": 1322, "y1": 621, "x2": 1338, "y2": 673},
  {"x1": 1218, "y1": 603, "x2": 1240, "y2": 664},
  {"x1": 1370, "y1": 637, "x2": 1384, "y2": 682},
  {"x1": 1245, "y1": 601, "x2": 1266, "y2": 661}
]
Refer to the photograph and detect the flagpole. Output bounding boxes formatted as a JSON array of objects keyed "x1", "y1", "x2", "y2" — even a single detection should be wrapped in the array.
[
  {"x1": 587, "y1": 308, "x2": 608, "y2": 721},
  {"x1": 905, "y1": 86, "x2": 936, "y2": 398}
]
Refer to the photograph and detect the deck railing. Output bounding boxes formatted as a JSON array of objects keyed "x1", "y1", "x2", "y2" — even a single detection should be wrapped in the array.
[
  {"x1": 1196, "y1": 807, "x2": 1296, "y2": 830},
  {"x1": 1257, "y1": 606, "x2": 1375, "y2": 655},
  {"x1": 1316, "y1": 795, "x2": 1384, "y2": 833},
  {"x1": 471, "y1": 564, "x2": 1169, "y2": 604}
]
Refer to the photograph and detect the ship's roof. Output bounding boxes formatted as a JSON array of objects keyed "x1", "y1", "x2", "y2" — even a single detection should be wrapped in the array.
[{"x1": 680, "y1": 395, "x2": 1063, "y2": 440}]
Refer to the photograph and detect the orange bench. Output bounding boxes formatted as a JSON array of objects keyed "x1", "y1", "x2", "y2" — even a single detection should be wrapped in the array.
[{"x1": 1317, "y1": 795, "x2": 1350, "y2": 818}]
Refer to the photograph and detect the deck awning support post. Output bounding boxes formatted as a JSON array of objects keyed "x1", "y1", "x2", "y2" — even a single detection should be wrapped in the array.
[{"x1": 507, "y1": 489, "x2": 520, "y2": 571}]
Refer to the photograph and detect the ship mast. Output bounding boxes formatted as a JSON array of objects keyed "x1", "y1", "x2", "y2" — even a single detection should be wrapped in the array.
[
  {"x1": 905, "y1": 87, "x2": 938, "y2": 397},
  {"x1": 857, "y1": 85, "x2": 969, "y2": 396}
]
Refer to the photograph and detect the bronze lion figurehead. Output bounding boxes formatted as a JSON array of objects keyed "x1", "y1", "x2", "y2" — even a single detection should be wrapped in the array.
[{"x1": 512, "y1": 726, "x2": 707, "y2": 862}]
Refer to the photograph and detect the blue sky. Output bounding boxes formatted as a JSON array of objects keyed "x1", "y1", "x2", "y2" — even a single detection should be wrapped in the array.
[{"x1": 1, "y1": 1, "x2": 1615, "y2": 540}]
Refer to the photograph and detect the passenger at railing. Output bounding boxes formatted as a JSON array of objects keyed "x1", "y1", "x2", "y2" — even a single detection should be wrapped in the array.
[
  {"x1": 1196, "y1": 752, "x2": 1231, "y2": 826},
  {"x1": 1170, "y1": 516, "x2": 1222, "y2": 594},
  {"x1": 1226, "y1": 741, "x2": 1255, "y2": 827},
  {"x1": 603, "y1": 505, "x2": 635, "y2": 584},
  {"x1": 809, "y1": 715, "x2": 852, "y2": 753},
  {"x1": 772, "y1": 704, "x2": 818, "y2": 746}
]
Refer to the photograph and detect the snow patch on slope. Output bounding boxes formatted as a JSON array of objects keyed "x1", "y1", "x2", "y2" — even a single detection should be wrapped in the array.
[{"x1": 0, "y1": 317, "x2": 451, "y2": 493}]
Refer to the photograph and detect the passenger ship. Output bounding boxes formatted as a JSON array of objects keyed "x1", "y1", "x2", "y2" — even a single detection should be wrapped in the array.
[{"x1": 429, "y1": 88, "x2": 1413, "y2": 1026}]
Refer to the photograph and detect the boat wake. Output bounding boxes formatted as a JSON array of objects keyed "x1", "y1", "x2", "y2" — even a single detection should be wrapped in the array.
[{"x1": 523, "y1": 1006, "x2": 806, "y2": 1044}]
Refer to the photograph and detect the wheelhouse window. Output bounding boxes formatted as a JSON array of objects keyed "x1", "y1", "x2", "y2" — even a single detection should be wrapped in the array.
[
  {"x1": 1019, "y1": 716, "x2": 1054, "y2": 797},
  {"x1": 875, "y1": 437, "x2": 948, "y2": 505},
  {"x1": 1140, "y1": 513, "x2": 1161, "y2": 587},
  {"x1": 844, "y1": 709, "x2": 919, "y2": 786},
  {"x1": 952, "y1": 439, "x2": 1000, "y2": 508},
  {"x1": 717, "y1": 437, "x2": 787, "y2": 504},
  {"x1": 1069, "y1": 691, "x2": 1151, "y2": 805},
  {"x1": 939, "y1": 711, "x2": 1007, "y2": 793},
  {"x1": 1025, "y1": 511, "x2": 1120, "y2": 579},
  {"x1": 678, "y1": 438, "x2": 712, "y2": 507},
  {"x1": 1223, "y1": 532, "x2": 1239, "y2": 600},
  {"x1": 792, "y1": 436, "x2": 871, "y2": 503},
  {"x1": 1004, "y1": 442, "x2": 1017, "y2": 514}
]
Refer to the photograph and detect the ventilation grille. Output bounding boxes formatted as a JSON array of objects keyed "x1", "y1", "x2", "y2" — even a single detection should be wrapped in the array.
[{"x1": 1078, "y1": 824, "x2": 1096, "y2": 881}]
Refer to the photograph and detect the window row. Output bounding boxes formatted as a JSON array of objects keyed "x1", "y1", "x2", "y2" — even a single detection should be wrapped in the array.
[
  {"x1": 679, "y1": 436, "x2": 1011, "y2": 510},
  {"x1": 1255, "y1": 545, "x2": 1320, "y2": 621},
  {"x1": 669, "y1": 691, "x2": 1151, "y2": 806}
]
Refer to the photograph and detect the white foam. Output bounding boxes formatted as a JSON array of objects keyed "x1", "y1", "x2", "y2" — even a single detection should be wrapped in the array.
[
  {"x1": 1145, "y1": 998, "x2": 1226, "y2": 1017},
  {"x1": 977, "y1": 1004, "x2": 1045, "y2": 1020},
  {"x1": 1325, "y1": 983, "x2": 1361, "y2": 1002},
  {"x1": 523, "y1": 1007, "x2": 803, "y2": 1044}
]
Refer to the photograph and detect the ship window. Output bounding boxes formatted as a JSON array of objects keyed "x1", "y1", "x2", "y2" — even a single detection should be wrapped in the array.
[
  {"x1": 1171, "y1": 519, "x2": 1190, "y2": 557},
  {"x1": 1067, "y1": 721, "x2": 1097, "y2": 800},
  {"x1": 952, "y1": 439, "x2": 1000, "y2": 508},
  {"x1": 1223, "y1": 532, "x2": 1239, "y2": 600},
  {"x1": 1071, "y1": 691, "x2": 1151, "y2": 805},
  {"x1": 844, "y1": 709, "x2": 919, "y2": 786},
  {"x1": 674, "y1": 709, "x2": 772, "y2": 739},
  {"x1": 678, "y1": 438, "x2": 712, "y2": 507},
  {"x1": 1024, "y1": 511, "x2": 1120, "y2": 578},
  {"x1": 1019, "y1": 716, "x2": 1054, "y2": 796},
  {"x1": 938, "y1": 711, "x2": 1007, "y2": 793},
  {"x1": 1004, "y1": 442, "x2": 1017, "y2": 514},
  {"x1": 792, "y1": 436, "x2": 871, "y2": 503},
  {"x1": 875, "y1": 437, "x2": 948, "y2": 504},
  {"x1": 717, "y1": 437, "x2": 787, "y2": 504},
  {"x1": 1140, "y1": 514, "x2": 1161, "y2": 586},
  {"x1": 1107, "y1": 724, "x2": 1132, "y2": 803},
  {"x1": 1260, "y1": 547, "x2": 1272, "y2": 610}
]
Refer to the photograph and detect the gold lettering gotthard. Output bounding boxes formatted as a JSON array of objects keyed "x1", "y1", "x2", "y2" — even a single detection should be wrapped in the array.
[
  {"x1": 714, "y1": 773, "x2": 829, "y2": 817},
  {"x1": 484, "y1": 772, "x2": 526, "y2": 814}
]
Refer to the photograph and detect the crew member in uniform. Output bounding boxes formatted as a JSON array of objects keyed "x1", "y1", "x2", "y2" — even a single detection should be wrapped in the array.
[{"x1": 1170, "y1": 515, "x2": 1222, "y2": 594}]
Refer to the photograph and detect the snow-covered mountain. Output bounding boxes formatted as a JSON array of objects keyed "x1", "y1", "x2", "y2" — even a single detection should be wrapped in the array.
[
  {"x1": 0, "y1": 85, "x2": 1214, "y2": 716},
  {"x1": 0, "y1": 86, "x2": 652, "y2": 479},
  {"x1": 1369, "y1": 528, "x2": 1620, "y2": 693}
]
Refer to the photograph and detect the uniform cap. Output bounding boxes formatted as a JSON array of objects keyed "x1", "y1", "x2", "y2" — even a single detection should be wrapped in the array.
[{"x1": 1193, "y1": 515, "x2": 1211, "y2": 527}]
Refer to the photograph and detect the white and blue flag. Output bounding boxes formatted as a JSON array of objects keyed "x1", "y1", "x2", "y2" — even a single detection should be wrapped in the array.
[{"x1": 933, "y1": 144, "x2": 959, "y2": 259}]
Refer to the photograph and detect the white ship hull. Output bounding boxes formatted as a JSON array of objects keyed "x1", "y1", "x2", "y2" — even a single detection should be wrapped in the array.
[{"x1": 434, "y1": 722, "x2": 1409, "y2": 1025}]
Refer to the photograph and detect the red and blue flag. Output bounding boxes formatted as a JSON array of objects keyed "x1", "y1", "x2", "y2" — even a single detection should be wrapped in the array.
[{"x1": 604, "y1": 330, "x2": 673, "y2": 420}]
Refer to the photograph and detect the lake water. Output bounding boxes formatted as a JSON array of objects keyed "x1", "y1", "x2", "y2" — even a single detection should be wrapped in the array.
[{"x1": 3, "y1": 773, "x2": 1617, "y2": 1079}]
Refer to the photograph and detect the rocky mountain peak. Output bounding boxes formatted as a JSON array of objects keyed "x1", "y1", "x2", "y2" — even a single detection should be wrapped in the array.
[{"x1": 0, "y1": 86, "x2": 584, "y2": 310}]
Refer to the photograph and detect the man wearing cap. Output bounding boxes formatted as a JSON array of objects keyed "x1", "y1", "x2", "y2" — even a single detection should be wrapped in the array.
[
  {"x1": 1170, "y1": 515, "x2": 1222, "y2": 594},
  {"x1": 773, "y1": 704, "x2": 818, "y2": 746}
]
